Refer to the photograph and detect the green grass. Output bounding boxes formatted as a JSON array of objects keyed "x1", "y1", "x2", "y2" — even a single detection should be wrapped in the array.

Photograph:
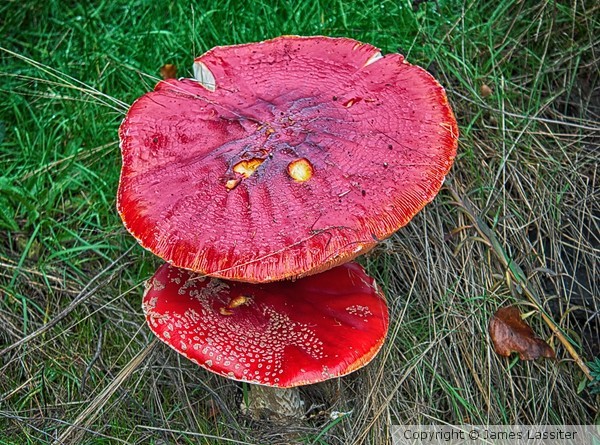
[{"x1": 1, "y1": 0, "x2": 599, "y2": 443}]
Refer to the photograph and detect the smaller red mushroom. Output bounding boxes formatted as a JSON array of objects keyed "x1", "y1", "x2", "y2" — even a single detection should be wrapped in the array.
[{"x1": 143, "y1": 262, "x2": 389, "y2": 388}]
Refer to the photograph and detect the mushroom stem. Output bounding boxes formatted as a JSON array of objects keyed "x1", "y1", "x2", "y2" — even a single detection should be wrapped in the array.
[{"x1": 242, "y1": 384, "x2": 304, "y2": 420}]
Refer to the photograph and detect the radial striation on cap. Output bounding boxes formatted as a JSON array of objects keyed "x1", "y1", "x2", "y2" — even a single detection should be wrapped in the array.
[{"x1": 118, "y1": 36, "x2": 458, "y2": 282}]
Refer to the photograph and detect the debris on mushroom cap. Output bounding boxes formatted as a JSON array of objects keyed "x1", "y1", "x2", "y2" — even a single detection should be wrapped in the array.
[
  {"x1": 142, "y1": 261, "x2": 389, "y2": 388},
  {"x1": 118, "y1": 36, "x2": 459, "y2": 282}
]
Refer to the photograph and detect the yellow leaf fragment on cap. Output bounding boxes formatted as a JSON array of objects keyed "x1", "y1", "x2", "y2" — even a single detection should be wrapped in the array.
[
  {"x1": 287, "y1": 158, "x2": 313, "y2": 182},
  {"x1": 219, "y1": 295, "x2": 251, "y2": 316},
  {"x1": 229, "y1": 295, "x2": 250, "y2": 308},
  {"x1": 233, "y1": 158, "x2": 264, "y2": 178},
  {"x1": 225, "y1": 178, "x2": 241, "y2": 191}
]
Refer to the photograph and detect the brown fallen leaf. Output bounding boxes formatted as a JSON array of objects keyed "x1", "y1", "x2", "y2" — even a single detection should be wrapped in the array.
[
  {"x1": 480, "y1": 83, "x2": 493, "y2": 98},
  {"x1": 160, "y1": 64, "x2": 177, "y2": 79},
  {"x1": 489, "y1": 306, "x2": 555, "y2": 360}
]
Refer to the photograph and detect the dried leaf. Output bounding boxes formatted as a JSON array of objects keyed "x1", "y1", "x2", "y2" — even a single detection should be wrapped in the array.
[
  {"x1": 160, "y1": 64, "x2": 177, "y2": 79},
  {"x1": 489, "y1": 306, "x2": 555, "y2": 360},
  {"x1": 480, "y1": 83, "x2": 493, "y2": 98}
]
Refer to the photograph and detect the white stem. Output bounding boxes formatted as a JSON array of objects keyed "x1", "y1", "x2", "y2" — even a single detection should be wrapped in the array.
[{"x1": 242, "y1": 385, "x2": 304, "y2": 419}]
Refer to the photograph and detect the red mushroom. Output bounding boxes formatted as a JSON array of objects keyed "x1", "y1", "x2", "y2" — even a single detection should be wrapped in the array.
[
  {"x1": 142, "y1": 261, "x2": 389, "y2": 388},
  {"x1": 118, "y1": 36, "x2": 458, "y2": 282}
]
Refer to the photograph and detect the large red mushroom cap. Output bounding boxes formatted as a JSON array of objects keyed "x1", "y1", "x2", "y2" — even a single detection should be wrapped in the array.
[
  {"x1": 142, "y1": 262, "x2": 389, "y2": 388},
  {"x1": 118, "y1": 36, "x2": 458, "y2": 282}
]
